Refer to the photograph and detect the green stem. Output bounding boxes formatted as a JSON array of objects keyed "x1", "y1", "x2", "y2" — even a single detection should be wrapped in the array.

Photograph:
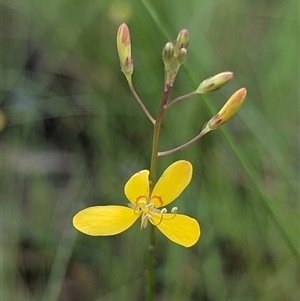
[
  {"x1": 147, "y1": 224, "x2": 155, "y2": 301},
  {"x1": 149, "y1": 85, "x2": 171, "y2": 183},
  {"x1": 165, "y1": 91, "x2": 196, "y2": 109},
  {"x1": 158, "y1": 126, "x2": 210, "y2": 157},
  {"x1": 129, "y1": 83, "x2": 156, "y2": 124},
  {"x1": 146, "y1": 84, "x2": 172, "y2": 301}
]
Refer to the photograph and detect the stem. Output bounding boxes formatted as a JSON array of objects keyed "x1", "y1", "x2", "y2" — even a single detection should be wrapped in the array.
[
  {"x1": 149, "y1": 86, "x2": 171, "y2": 182},
  {"x1": 129, "y1": 83, "x2": 156, "y2": 124},
  {"x1": 147, "y1": 225, "x2": 155, "y2": 301},
  {"x1": 146, "y1": 84, "x2": 172, "y2": 301},
  {"x1": 165, "y1": 91, "x2": 196, "y2": 109},
  {"x1": 158, "y1": 127, "x2": 210, "y2": 157}
]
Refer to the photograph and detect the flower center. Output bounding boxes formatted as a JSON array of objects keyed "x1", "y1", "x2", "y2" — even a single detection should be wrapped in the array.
[{"x1": 128, "y1": 201, "x2": 178, "y2": 229}]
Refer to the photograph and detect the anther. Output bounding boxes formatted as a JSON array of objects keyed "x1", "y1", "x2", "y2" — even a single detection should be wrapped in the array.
[
  {"x1": 128, "y1": 203, "x2": 143, "y2": 215},
  {"x1": 171, "y1": 207, "x2": 178, "y2": 213}
]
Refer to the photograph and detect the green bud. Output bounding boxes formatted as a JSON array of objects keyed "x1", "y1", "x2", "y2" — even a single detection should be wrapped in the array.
[
  {"x1": 196, "y1": 72, "x2": 233, "y2": 94},
  {"x1": 174, "y1": 29, "x2": 189, "y2": 56},
  {"x1": 163, "y1": 29, "x2": 189, "y2": 87},
  {"x1": 162, "y1": 42, "x2": 175, "y2": 67},
  {"x1": 117, "y1": 23, "x2": 133, "y2": 83},
  {"x1": 176, "y1": 48, "x2": 187, "y2": 65}
]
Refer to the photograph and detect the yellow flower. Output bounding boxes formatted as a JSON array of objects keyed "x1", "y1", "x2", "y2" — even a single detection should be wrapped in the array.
[{"x1": 73, "y1": 160, "x2": 200, "y2": 247}]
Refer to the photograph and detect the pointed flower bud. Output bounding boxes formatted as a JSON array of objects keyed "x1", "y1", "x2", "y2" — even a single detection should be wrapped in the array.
[
  {"x1": 196, "y1": 72, "x2": 234, "y2": 94},
  {"x1": 174, "y1": 29, "x2": 189, "y2": 57},
  {"x1": 176, "y1": 48, "x2": 187, "y2": 65},
  {"x1": 162, "y1": 42, "x2": 175, "y2": 67},
  {"x1": 117, "y1": 23, "x2": 133, "y2": 83},
  {"x1": 163, "y1": 29, "x2": 189, "y2": 87},
  {"x1": 207, "y1": 88, "x2": 247, "y2": 130}
]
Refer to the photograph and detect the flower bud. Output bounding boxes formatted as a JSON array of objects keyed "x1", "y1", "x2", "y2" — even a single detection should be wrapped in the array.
[
  {"x1": 176, "y1": 48, "x2": 187, "y2": 65},
  {"x1": 162, "y1": 42, "x2": 175, "y2": 67},
  {"x1": 117, "y1": 23, "x2": 133, "y2": 82},
  {"x1": 207, "y1": 88, "x2": 247, "y2": 130},
  {"x1": 163, "y1": 29, "x2": 189, "y2": 87},
  {"x1": 174, "y1": 29, "x2": 189, "y2": 56},
  {"x1": 196, "y1": 72, "x2": 233, "y2": 94}
]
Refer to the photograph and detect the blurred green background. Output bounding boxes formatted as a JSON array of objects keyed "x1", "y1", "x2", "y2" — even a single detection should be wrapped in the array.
[{"x1": 2, "y1": 0, "x2": 299, "y2": 300}]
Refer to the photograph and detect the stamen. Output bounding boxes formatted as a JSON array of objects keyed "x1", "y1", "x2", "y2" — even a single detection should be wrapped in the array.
[
  {"x1": 152, "y1": 208, "x2": 161, "y2": 213},
  {"x1": 171, "y1": 207, "x2": 178, "y2": 213},
  {"x1": 163, "y1": 207, "x2": 178, "y2": 220},
  {"x1": 142, "y1": 218, "x2": 148, "y2": 229},
  {"x1": 128, "y1": 203, "x2": 142, "y2": 215},
  {"x1": 144, "y1": 213, "x2": 152, "y2": 219},
  {"x1": 150, "y1": 209, "x2": 166, "y2": 226},
  {"x1": 147, "y1": 203, "x2": 156, "y2": 210},
  {"x1": 137, "y1": 200, "x2": 147, "y2": 206},
  {"x1": 134, "y1": 200, "x2": 147, "y2": 214},
  {"x1": 134, "y1": 207, "x2": 141, "y2": 215},
  {"x1": 141, "y1": 213, "x2": 152, "y2": 229}
]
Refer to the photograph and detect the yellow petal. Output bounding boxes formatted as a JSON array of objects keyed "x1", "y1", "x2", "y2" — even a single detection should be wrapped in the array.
[
  {"x1": 151, "y1": 213, "x2": 200, "y2": 247},
  {"x1": 151, "y1": 160, "x2": 192, "y2": 207},
  {"x1": 73, "y1": 206, "x2": 139, "y2": 236},
  {"x1": 124, "y1": 170, "x2": 150, "y2": 205}
]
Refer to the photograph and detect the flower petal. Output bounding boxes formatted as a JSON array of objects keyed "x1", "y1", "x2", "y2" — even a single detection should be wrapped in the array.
[
  {"x1": 124, "y1": 170, "x2": 150, "y2": 205},
  {"x1": 73, "y1": 206, "x2": 139, "y2": 236},
  {"x1": 151, "y1": 213, "x2": 200, "y2": 247},
  {"x1": 151, "y1": 160, "x2": 192, "y2": 207}
]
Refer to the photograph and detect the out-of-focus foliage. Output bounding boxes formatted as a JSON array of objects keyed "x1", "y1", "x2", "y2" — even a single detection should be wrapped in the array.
[{"x1": 2, "y1": 0, "x2": 298, "y2": 300}]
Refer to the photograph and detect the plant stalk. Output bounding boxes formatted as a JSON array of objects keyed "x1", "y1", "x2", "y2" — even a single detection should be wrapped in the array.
[
  {"x1": 129, "y1": 83, "x2": 156, "y2": 124},
  {"x1": 146, "y1": 84, "x2": 171, "y2": 301},
  {"x1": 158, "y1": 127, "x2": 210, "y2": 156}
]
